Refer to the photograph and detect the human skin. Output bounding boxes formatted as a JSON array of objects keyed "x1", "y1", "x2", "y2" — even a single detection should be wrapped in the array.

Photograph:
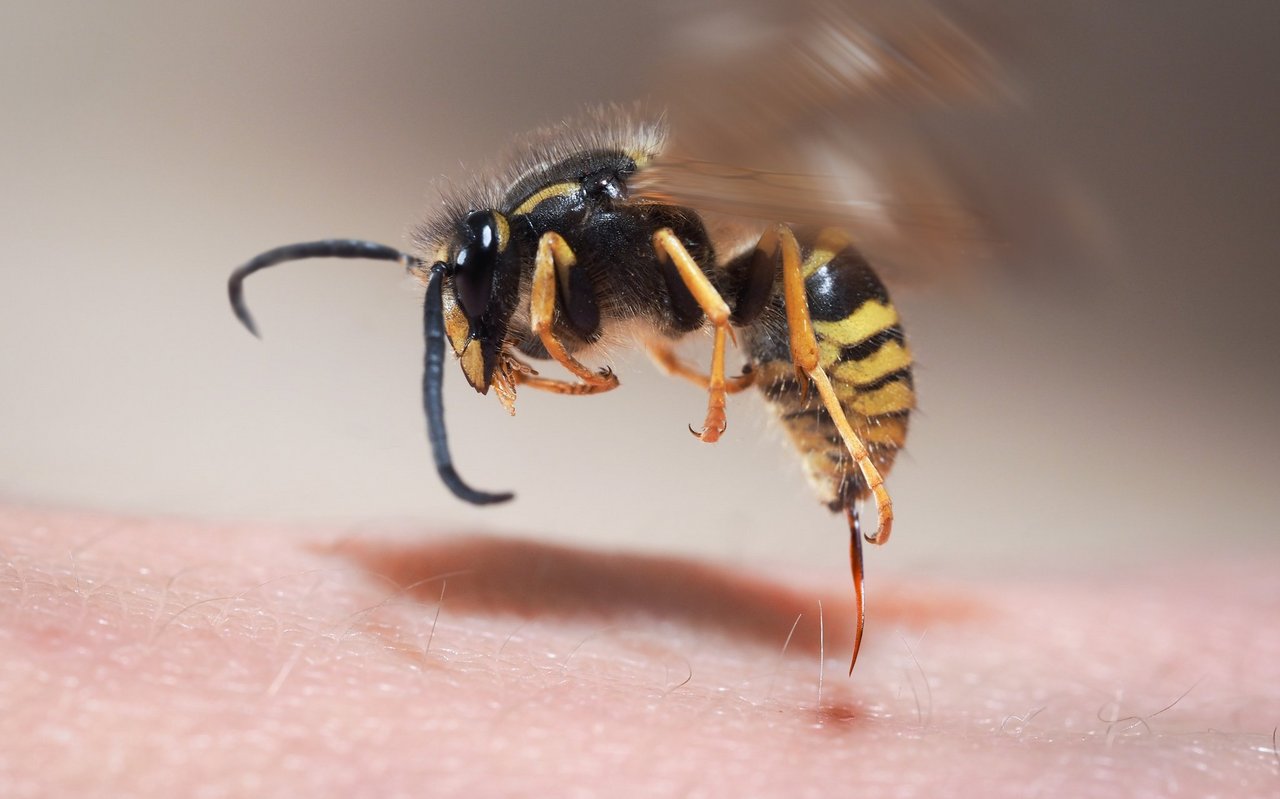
[{"x1": 1, "y1": 504, "x2": 1276, "y2": 798}]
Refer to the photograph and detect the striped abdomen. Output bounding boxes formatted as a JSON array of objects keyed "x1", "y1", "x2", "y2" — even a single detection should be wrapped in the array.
[{"x1": 746, "y1": 231, "x2": 914, "y2": 511}]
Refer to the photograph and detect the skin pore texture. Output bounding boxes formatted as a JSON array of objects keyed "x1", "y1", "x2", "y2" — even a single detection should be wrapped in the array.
[{"x1": 1, "y1": 503, "x2": 1277, "y2": 798}]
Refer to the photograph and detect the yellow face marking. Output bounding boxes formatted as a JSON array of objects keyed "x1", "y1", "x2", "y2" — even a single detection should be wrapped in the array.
[
  {"x1": 801, "y1": 228, "x2": 853, "y2": 279},
  {"x1": 814, "y1": 300, "x2": 900, "y2": 346},
  {"x1": 493, "y1": 212, "x2": 510, "y2": 251},
  {"x1": 839, "y1": 379, "x2": 916, "y2": 417},
  {"x1": 442, "y1": 275, "x2": 487, "y2": 393},
  {"x1": 459, "y1": 340, "x2": 487, "y2": 393},
  {"x1": 831, "y1": 341, "x2": 913, "y2": 387},
  {"x1": 513, "y1": 182, "x2": 579, "y2": 216},
  {"x1": 441, "y1": 288, "x2": 470, "y2": 356}
]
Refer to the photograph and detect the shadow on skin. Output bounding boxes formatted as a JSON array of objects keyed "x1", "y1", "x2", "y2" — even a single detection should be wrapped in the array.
[{"x1": 321, "y1": 533, "x2": 990, "y2": 655}]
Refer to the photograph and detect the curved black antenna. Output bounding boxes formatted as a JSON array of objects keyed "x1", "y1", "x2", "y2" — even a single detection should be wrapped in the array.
[
  {"x1": 228, "y1": 239, "x2": 414, "y2": 337},
  {"x1": 227, "y1": 239, "x2": 513, "y2": 505},
  {"x1": 422, "y1": 265, "x2": 515, "y2": 505}
]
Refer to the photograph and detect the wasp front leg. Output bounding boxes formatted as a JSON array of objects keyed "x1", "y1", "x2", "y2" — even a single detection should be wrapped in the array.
[
  {"x1": 531, "y1": 232, "x2": 619, "y2": 394},
  {"x1": 509, "y1": 359, "x2": 616, "y2": 396},
  {"x1": 488, "y1": 350, "x2": 610, "y2": 417},
  {"x1": 652, "y1": 228, "x2": 738, "y2": 443}
]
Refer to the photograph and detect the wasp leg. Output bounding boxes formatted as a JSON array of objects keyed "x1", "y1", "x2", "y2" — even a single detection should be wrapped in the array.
[
  {"x1": 513, "y1": 370, "x2": 617, "y2": 395},
  {"x1": 532, "y1": 232, "x2": 619, "y2": 392},
  {"x1": 646, "y1": 340, "x2": 755, "y2": 393},
  {"x1": 499, "y1": 349, "x2": 615, "y2": 397},
  {"x1": 652, "y1": 228, "x2": 735, "y2": 443},
  {"x1": 777, "y1": 224, "x2": 893, "y2": 546}
]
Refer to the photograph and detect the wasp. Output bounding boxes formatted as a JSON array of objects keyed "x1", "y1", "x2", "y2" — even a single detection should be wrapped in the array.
[
  {"x1": 229, "y1": 110, "x2": 908, "y2": 669},
  {"x1": 228, "y1": 3, "x2": 1017, "y2": 671}
]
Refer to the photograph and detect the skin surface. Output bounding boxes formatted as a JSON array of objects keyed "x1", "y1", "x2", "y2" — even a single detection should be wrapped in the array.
[{"x1": 1, "y1": 503, "x2": 1277, "y2": 798}]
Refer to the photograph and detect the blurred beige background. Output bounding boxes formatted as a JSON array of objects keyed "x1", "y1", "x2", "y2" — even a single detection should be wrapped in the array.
[{"x1": 1, "y1": 1, "x2": 1277, "y2": 578}]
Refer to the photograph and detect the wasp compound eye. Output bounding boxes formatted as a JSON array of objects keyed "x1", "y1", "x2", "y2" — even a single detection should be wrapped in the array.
[{"x1": 453, "y1": 210, "x2": 499, "y2": 321}]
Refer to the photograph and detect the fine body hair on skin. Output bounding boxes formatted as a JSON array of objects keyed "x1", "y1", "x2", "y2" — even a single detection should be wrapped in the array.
[{"x1": 3, "y1": 504, "x2": 1279, "y2": 797}]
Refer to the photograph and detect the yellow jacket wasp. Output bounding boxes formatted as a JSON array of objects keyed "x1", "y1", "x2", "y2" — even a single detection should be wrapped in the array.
[{"x1": 228, "y1": 2, "x2": 1034, "y2": 671}]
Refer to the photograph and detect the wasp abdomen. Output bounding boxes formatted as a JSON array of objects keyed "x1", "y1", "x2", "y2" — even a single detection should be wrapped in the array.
[{"x1": 746, "y1": 233, "x2": 914, "y2": 511}]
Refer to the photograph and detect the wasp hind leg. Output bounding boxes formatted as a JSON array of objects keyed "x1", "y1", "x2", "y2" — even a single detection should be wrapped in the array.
[
  {"x1": 652, "y1": 228, "x2": 738, "y2": 443},
  {"x1": 531, "y1": 231, "x2": 619, "y2": 394},
  {"x1": 775, "y1": 225, "x2": 893, "y2": 546}
]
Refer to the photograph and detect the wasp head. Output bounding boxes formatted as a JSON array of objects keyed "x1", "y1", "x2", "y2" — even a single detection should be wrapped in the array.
[{"x1": 438, "y1": 209, "x2": 521, "y2": 395}]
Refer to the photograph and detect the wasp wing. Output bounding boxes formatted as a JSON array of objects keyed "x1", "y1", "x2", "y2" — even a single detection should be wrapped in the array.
[
  {"x1": 634, "y1": 152, "x2": 994, "y2": 282},
  {"x1": 635, "y1": 0, "x2": 1109, "y2": 281}
]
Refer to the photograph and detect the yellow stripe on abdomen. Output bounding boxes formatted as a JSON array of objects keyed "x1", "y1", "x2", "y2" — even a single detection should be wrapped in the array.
[
  {"x1": 838, "y1": 379, "x2": 915, "y2": 417},
  {"x1": 831, "y1": 340, "x2": 913, "y2": 386},
  {"x1": 749, "y1": 233, "x2": 913, "y2": 509},
  {"x1": 813, "y1": 300, "x2": 899, "y2": 347}
]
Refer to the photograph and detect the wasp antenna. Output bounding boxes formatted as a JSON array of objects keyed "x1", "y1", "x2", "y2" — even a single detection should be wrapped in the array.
[
  {"x1": 422, "y1": 266, "x2": 515, "y2": 506},
  {"x1": 227, "y1": 239, "x2": 419, "y2": 337}
]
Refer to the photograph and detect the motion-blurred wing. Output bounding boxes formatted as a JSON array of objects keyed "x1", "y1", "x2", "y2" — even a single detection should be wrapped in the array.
[{"x1": 636, "y1": 0, "x2": 1108, "y2": 280}]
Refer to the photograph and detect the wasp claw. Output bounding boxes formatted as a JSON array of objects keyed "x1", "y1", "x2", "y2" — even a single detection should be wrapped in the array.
[{"x1": 689, "y1": 417, "x2": 727, "y2": 442}]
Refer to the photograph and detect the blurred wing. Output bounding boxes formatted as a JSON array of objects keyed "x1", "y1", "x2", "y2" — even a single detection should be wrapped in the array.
[
  {"x1": 650, "y1": 0, "x2": 1004, "y2": 157},
  {"x1": 634, "y1": 153, "x2": 993, "y2": 281},
  {"x1": 637, "y1": 0, "x2": 1110, "y2": 281}
]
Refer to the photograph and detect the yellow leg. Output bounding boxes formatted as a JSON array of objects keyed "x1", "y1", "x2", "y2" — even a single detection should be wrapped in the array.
[
  {"x1": 777, "y1": 225, "x2": 893, "y2": 546},
  {"x1": 646, "y1": 341, "x2": 755, "y2": 393},
  {"x1": 652, "y1": 228, "x2": 736, "y2": 443},
  {"x1": 513, "y1": 369, "x2": 617, "y2": 395},
  {"x1": 701, "y1": 325, "x2": 729, "y2": 441},
  {"x1": 532, "y1": 232, "x2": 619, "y2": 392}
]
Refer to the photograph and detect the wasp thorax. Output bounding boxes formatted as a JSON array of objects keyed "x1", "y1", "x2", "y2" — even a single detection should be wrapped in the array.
[{"x1": 452, "y1": 210, "x2": 501, "y2": 322}]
